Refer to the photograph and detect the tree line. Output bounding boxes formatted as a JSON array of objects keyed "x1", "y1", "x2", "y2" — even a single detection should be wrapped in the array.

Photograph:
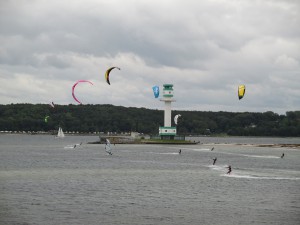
[{"x1": 0, "y1": 104, "x2": 299, "y2": 137}]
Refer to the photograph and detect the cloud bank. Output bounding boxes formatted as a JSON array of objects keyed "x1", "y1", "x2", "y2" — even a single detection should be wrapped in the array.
[{"x1": 1, "y1": 0, "x2": 299, "y2": 114}]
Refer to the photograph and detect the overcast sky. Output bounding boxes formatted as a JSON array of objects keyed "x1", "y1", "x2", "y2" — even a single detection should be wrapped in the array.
[{"x1": 0, "y1": 0, "x2": 299, "y2": 114}]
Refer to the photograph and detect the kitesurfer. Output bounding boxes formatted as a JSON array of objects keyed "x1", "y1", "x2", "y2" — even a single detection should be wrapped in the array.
[
  {"x1": 281, "y1": 153, "x2": 284, "y2": 158},
  {"x1": 213, "y1": 157, "x2": 217, "y2": 165},
  {"x1": 226, "y1": 165, "x2": 232, "y2": 174},
  {"x1": 211, "y1": 147, "x2": 214, "y2": 151},
  {"x1": 179, "y1": 149, "x2": 181, "y2": 155},
  {"x1": 73, "y1": 145, "x2": 77, "y2": 148}
]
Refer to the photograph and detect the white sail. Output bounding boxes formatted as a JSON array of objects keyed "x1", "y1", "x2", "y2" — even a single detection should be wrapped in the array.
[
  {"x1": 56, "y1": 127, "x2": 65, "y2": 138},
  {"x1": 174, "y1": 114, "x2": 181, "y2": 125},
  {"x1": 105, "y1": 139, "x2": 112, "y2": 155}
]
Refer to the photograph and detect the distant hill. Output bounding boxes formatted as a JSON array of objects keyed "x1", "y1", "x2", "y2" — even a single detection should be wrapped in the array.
[{"x1": 0, "y1": 104, "x2": 299, "y2": 137}]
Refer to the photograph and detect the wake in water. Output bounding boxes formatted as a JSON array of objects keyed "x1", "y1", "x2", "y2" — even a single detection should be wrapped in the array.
[
  {"x1": 159, "y1": 152, "x2": 180, "y2": 155},
  {"x1": 208, "y1": 164, "x2": 300, "y2": 180},
  {"x1": 242, "y1": 154, "x2": 280, "y2": 159},
  {"x1": 191, "y1": 148, "x2": 212, "y2": 152},
  {"x1": 64, "y1": 145, "x2": 76, "y2": 149},
  {"x1": 145, "y1": 151, "x2": 180, "y2": 155},
  {"x1": 64, "y1": 142, "x2": 83, "y2": 149},
  {"x1": 210, "y1": 166, "x2": 300, "y2": 180},
  {"x1": 221, "y1": 173, "x2": 300, "y2": 180},
  {"x1": 208, "y1": 164, "x2": 228, "y2": 172},
  {"x1": 167, "y1": 146, "x2": 212, "y2": 152},
  {"x1": 168, "y1": 146, "x2": 283, "y2": 159}
]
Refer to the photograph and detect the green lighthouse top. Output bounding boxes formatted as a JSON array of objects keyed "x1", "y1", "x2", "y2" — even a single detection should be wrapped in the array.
[
  {"x1": 162, "y1": 84, "x2": 174, "y2": 98},
  {"x1": 163, "y1": 84, "x2": 173, "y2": 90}
]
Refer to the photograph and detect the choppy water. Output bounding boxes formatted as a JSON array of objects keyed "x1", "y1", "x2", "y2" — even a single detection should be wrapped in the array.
[{"x1": 0, "y1": 135, "x2": 299, "y2": 225}]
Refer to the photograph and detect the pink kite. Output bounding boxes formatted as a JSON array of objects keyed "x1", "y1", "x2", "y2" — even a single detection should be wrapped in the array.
[{"x1": 72, "y1": 80, "x2": 94, "y2": 104}]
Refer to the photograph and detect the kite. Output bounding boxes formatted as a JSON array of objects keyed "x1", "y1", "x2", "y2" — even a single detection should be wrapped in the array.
[
  {"x1": 44, "y1": 116, "x2": 49, "y2": 123},
  {"x1": 238, "y1": 85, "x2": 246, "y2": 100},
  {"x1": 72, "y1": 80, "x2": 94, "y2": 104},
  {"x1": 105, "y1": 67, "x2": 120, "y2": 85},
  {"x1": 174, "y1": 114, "x2": 181, "y2": 125},
  {"x1": 152, "y1": 85, "x2": 159, "y2": 98}
]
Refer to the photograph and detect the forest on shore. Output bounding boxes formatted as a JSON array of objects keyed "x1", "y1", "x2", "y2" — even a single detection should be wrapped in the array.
[{"x1": 0, "y1": 104, "x2": 299, "y2": 137}]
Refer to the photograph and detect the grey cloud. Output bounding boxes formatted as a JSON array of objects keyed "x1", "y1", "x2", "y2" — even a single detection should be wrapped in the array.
[{"x1": 0, "y1": 0, "x2": 299, "y2": 114}]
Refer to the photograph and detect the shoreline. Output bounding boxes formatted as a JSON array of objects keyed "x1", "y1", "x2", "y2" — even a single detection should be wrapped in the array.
[
  {"x1": 256, "y1": 144, "x2": 300, "y2": 149},
  {"x1": 87, "y1": 141, "x2": 300, "y2": 149},
  {"x1": 1, "y1": 132, "x2": 300, "y2": 138},
  {"x1": 1, "y1": 133, "x2": 299, "y2": 149},
  {"x1": 201, "y1": 143, "x2": 300, "y2": 149}
]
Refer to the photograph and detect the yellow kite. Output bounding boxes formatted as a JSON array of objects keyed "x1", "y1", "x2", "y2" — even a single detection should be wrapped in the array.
[
  {"x1": 105, "y1": 67, "x2": 120, "y2": 85},
  {"x1": 238, "y1": 85, "x2": 246, "y2": 100}
]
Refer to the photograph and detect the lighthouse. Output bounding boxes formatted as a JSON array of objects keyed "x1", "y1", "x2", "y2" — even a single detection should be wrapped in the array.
[{"x1": 159, "y1": 84, "x2": 176, "y2": 139}]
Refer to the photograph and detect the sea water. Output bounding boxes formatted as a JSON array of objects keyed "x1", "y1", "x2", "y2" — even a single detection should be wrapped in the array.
[{"x1": 0, "y1": 135, "x2": 299, "y2": 225}]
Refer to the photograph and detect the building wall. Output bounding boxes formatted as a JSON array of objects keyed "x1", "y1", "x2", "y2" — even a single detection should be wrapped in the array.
[
  {"x1": 159, "y1": 126, "x2": 176, "y2": 136},
  {"x1": 164, "y1": 101, "x2": 172, "y2": 127}
]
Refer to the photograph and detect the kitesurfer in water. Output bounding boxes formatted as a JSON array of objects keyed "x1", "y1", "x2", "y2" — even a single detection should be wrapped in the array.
[
  {"x1": 179, "y1": 149, "x2": 181, "y2": 155},
  {"x1": 213, "y1": 157, "x2": 217, "y2": 165},
  {"x1": 211, "y1": 147, "x2": 214, "y2": 151},
  {"x1": 281, "y1": 153, "x2": 284, "y2": 158},
  {"x1": 227, "y1": 165, "x2": 232, "y2": 174}
]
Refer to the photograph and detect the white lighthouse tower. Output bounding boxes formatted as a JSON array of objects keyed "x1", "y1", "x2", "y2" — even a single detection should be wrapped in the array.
[{"x1": 159, "y1": 84, "x2": 176, "y2": 139}]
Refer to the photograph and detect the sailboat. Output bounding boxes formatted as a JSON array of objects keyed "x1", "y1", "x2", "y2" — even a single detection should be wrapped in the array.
[
  {"x1": 56, "y1": 126, "x2": 65, "y2": 138},
  {"x1": 105, "y1": 139, "x2": 112, "y2": 155}
]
